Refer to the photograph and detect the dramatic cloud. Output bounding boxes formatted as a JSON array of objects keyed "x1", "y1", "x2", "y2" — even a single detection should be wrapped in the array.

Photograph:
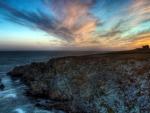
[
  {"x1": 0, "y1": 0, "x2": 99, "y2": 43},
  {"x1": 94, "y1": 0, "x2": 150, "y2": 50},
  {"x1": 0, "y1": 1, "x2": 55, "y2": 30},
  {"x1": 0, "y1": 0, "x2": 150, "y2": 50},
  {"x1": 44, "y1": 0, "x2": 99, "y2": 43}
]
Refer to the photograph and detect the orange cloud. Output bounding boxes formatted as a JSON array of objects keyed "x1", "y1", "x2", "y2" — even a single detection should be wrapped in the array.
[
  {"x1": 45, "y1": 0, "x2": 99, "y2": 44},
  {"x1": 137, "y1": 33, "x2": 150, "y2": 38}
]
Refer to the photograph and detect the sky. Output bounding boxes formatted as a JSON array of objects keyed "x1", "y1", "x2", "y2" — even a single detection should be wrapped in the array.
[{"x1": 0, "y1": 0, "x2": 150, "y2": 51}]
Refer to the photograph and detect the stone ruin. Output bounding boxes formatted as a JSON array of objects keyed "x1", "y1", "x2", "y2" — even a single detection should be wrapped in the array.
[{"x1": 136, "y1": 45, "x2": 149, "y2": 50}]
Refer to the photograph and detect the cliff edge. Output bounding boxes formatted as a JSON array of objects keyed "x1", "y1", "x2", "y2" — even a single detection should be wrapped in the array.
[{"x1": 8, "y1": 51, "x2": 150, "y2": 113}]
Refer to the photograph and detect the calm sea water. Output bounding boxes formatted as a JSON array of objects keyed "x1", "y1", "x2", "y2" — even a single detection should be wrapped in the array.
[{"x1": 0, "y1": 51, "x2": 101, "y2": 113}]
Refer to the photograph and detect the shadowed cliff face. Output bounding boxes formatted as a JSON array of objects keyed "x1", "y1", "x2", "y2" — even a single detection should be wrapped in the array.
[{"x1": 8, "y1": 52, "x2": 150, "y2": 113}]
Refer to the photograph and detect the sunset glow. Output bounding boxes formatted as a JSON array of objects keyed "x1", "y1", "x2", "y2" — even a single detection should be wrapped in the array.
[{"x1": 0, "y1": 0, "x2": 150, "y2": 51}]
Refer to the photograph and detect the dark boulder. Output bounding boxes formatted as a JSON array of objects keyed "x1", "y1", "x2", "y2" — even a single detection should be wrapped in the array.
[
  {"x1": 0, "y1": 78, "x2": 4, "y2": 90},
  {"x1": 0, "y1": 84, "x2": 4, "y2": 90}
]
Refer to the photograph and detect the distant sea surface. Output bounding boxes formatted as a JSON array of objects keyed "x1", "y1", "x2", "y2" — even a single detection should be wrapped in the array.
[{"x1": 0, "y1": 51, "x2": 103, "y2": 113}]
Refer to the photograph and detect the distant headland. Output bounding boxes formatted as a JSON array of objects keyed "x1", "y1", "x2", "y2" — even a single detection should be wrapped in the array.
[{"x1": 135, "y1": 45, "x2": 150, "y2": 50}]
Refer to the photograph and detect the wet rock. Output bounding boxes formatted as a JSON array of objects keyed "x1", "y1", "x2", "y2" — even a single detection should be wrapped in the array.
[
  {"x1": 23, "y1": 90, "x2": 31, "y2": 96},
  {"x1": 0, "y1": 78, "x2": 4, "y2": 90},
  {"x1": 0, "y1": 84, "x2": 4, "y2": 90}
]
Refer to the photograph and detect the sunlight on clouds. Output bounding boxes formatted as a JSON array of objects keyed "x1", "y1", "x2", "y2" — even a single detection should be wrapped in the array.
[
  {"x1": 132, "y1": 37, "x2": 150, "y2": 48},
  {"x1": 44, "y1": 0, "x2": 99, "y2": 44},
  {"x1": 100, "y1": 0, "x2": 150, "y2": 50},
  {"x1": 137, "y1": 33, "x2": 150, "y2": 38},
  {"x1": 0, "y1": 0, "x2": 150, "y2": 50},
  {"x1": 125, "y1": 0, "x2": 150, "y2": 25}
]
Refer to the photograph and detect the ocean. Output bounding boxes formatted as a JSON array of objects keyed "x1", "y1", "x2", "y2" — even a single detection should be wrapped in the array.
[{"x1": 0, "y1": 51, "x2": 101, "y2": 113}]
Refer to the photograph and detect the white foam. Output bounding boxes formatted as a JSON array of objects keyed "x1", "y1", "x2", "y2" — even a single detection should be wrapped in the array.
[
  {"x1": 17, "y1": 85, "x2": 28, "y2": 89},
  {"x1": 5, "y1": 94, "x2": 17, "y2": 98},
  {"x1": 14, "y1": 108, "x2": 25, "y2": 113},
  {"x1": 0, "y1": 89, "x2": 16, "y2": 94},
  {"x1": 34, "y1": 108, "x2": 65, "y2": 113},
  {"x1": 34, "y1": 109, "x2": 53, "y2": 113},
  {"x1": 14, "y1": 79, "x2": 20, "y2": 83}
]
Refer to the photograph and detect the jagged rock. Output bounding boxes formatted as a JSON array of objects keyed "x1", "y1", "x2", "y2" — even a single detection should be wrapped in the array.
[
  {"x1": 0, "y1": 78, "x2": 4, "y2": 90},
  {"x1": 7, "y1": 51, "x2": 150, "y2": 113},
  {"x1": 0, "y1": 84, "x2": 4, "y2": 90}
]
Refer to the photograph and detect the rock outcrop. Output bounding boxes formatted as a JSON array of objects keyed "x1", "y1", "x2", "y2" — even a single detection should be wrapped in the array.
[
  {"x1": 0, "y1": 78, "x2": 5, "y2": 90},
  {"x1": 7, "y1": 52, "x2": 150, "y2": 113}
]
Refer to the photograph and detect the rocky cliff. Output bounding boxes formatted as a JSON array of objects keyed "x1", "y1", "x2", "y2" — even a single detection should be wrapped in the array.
[{"x1": 8, "y1": 52, "x2": 150, "y2": 113}]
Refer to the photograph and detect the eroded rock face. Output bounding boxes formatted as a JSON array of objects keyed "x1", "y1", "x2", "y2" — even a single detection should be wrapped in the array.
[{"x1": 8, "y1": 55, "x2": 150, "y2": 113}]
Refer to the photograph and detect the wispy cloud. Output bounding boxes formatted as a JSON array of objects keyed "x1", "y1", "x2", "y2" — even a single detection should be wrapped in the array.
[
  {"x1": 0, "y1": 0, "x2": 150, "y2": 50},
  {"x1": 44, "y1": 0, "x2": 100, "y2": 43},
  {"x1": 95, "y1": 0, "x2": 150, "y2": 50},
  {"x1": 121, "y1": 0, "x2": 150, "y2": 26},
  {"x1": 0, "y1": 0, "x2": 99, "y2": 43},
  {"x1": 0, "y1": 1, "x2": 55, "y2": 30}
]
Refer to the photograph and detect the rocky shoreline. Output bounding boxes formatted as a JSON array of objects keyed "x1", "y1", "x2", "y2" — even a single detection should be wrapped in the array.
[{"x1": 7, "y1": 51, "x2": 150, "y2": 113}]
